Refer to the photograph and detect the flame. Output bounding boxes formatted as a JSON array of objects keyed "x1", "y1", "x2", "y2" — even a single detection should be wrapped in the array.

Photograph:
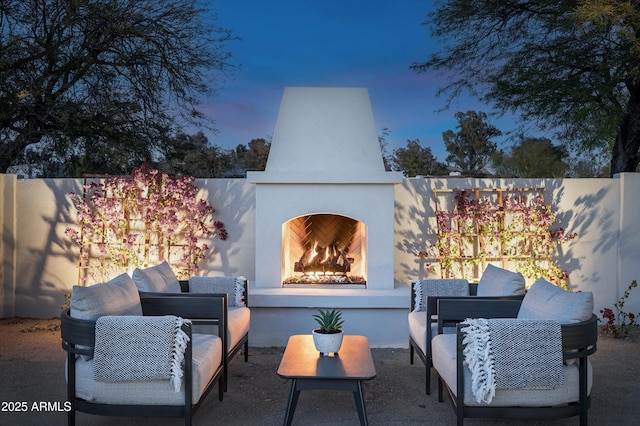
[
  {"x1": 322, "y1": 246, "x2": 331, "y2": 263},
  {"x1": 308, "y1": 241, "x2": 318, "y2": 263}
]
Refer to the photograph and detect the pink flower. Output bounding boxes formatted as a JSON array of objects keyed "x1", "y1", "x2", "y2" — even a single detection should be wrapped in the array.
[
  {"x1": 421, "y1": 188, "x2": 576, "y2": 289},
  {"x1": 65, "y1": 165, "x2": 228, "y2": 280}
]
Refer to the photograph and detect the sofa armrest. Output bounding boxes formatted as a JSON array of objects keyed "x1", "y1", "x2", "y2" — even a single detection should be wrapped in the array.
[
  {"x1": 60, "y1": 309, "x2": 96, "y2": 356},
  {"x1": 469, "y1": 283, "x2": 478, "y2": 296},
  {"x1": 139, "y1": 292, "x2": 228, "y2": 323},
  {"x1": 437, "y1": 299, "x2": 522, "y2": 334},
  {"x1": 428, "y1": 293, "x2": 524, "y2": 316},
  {"x1": 560, "y1": 314, "x2": 598, "y2": 358},
  {"x1": 241, "y1": 278, "x2": 249, "y2": 307}
]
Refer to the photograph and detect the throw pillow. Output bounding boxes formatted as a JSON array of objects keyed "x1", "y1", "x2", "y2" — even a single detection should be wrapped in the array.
[
  {"x1": 477, "y1": 264, "x2": 526, "y2": 296},
  {"x1": 70, "y1": 273, "x2": 143, "y2": 320},
  {"x1": 517, "y1": 277, "x2": 594, "y2": 324},
  {"x1": 132, "y1": 261, "x2": 182, "y2": 293}
]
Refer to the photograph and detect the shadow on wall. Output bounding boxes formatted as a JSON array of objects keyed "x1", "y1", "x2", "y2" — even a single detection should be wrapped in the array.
[
  {"x1": 394, "y1": 178, "x2": 432, "y2": 284},
  {"x1": 9, "y1": 177, "x2": 255, "y2": 319},
  {"x1": 196, "y1": 178, "x2": 256, "y2": 280},
  {"x1": 394, "y1": 177, "x2": 615, "y2": 292},
  {"x1": 15, "y1": 179, "x2": 82, "y2": 317},
  {"x1": 565, "y1": 184, "x2": 620, "y2": 289}
]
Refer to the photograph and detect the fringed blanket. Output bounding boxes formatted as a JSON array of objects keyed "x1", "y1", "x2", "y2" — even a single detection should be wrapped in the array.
[
  {"x1": 93, "y1": 315, "x2": 190, "y2": 392},
  {"x1": 461, "y1": 318, "x2": 564, "y2": 404},
  {"x1": 189, "y1": 276, "x2": 245, "y2": 307},
  {"x1": 413, "y1": 279, "x2": 469, "y2": 312}
]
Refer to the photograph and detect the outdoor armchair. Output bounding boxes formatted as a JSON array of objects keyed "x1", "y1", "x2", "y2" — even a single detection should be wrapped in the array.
[
  {"x1": 408, "y1": 264, "x2": 526, "y2": 394},
  {"x1": 132, "y1": 261, "x2": 250, "y2": 390},
  {"x1": 61, "y1": 273, "x2": 227, "y2": 426},
  {"x1": 431, "y1": 278, "x2": 597, "y2": 426}
]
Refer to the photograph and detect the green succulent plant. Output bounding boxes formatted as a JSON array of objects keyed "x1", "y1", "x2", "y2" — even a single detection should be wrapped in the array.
[{"x1": 313, "y1": 309, "x2": 344, "y2": 334}]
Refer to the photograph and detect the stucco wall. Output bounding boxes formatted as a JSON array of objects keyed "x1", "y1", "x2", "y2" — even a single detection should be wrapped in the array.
[
  {"x1": 393, "y1": 176, "x2": 626, "y2": 314},
  {"x1": 1, "y1": 174, "x2": 638, "y2": 345}
]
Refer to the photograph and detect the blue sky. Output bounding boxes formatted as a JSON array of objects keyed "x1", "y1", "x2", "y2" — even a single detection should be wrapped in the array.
[{"x1": 203, "y1": 0, "x2": 512, "y2": 161}]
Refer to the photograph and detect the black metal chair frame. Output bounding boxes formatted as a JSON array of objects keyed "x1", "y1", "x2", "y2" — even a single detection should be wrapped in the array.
[
  {"x1": 434, "y1": 298, "x2": 597, "y2": 426},
  {"x1": 178, "y1": 277, "x2": 250, "y2": 364},
  {"x1": 409, "y1": 281, "x2": 524, "y2": 394},
  {"x1": 61, "y1": 293, "x2": 228, "y2": 426}
]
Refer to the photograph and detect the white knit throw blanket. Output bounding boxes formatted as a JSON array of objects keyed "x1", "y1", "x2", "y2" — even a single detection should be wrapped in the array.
[
  {"x1": 93, "y1": 315, "x2": 190, "y2": 392},
  {"x1": 189, "y1": 275, "x2": 245, "y2": 307},
  {"x1": 461, "y1": 318, "x2": 564, "y2": 404}
]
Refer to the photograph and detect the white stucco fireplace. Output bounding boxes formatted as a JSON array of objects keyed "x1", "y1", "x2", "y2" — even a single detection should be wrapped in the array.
[
  {"x1": 247, "y1": 87, "x2": 407, "y2": 346},
  {"x1": 248, "y1": 87, "x2": 403, "y2": 291}
]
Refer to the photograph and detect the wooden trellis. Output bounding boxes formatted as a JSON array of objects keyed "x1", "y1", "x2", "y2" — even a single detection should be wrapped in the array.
[
  {"x1": 73, "y1": 174, "x2": 192, "y2": 285},
  {"x1": 430, "y1": 187, "x2": 554, "y2": 283}
]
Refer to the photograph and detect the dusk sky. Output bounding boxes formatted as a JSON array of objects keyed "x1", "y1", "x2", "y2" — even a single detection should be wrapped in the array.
[{"x1": 204, "y1": 0, "x2": 514, "y2": 161}]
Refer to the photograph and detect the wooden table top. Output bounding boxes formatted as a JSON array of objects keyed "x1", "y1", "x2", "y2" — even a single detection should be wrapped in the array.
[{"x1": 277, "y1": 335, "x2": 376, "y2": 380}]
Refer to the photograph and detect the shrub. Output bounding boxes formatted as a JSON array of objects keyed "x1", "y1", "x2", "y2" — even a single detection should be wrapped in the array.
[{"x1": 600, "y1": 280, "x2": 639, "y2": 339}]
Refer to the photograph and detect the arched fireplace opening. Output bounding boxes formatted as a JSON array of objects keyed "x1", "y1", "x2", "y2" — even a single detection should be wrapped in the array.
[{"x1": 282, "y1": 213, "x2": 366, "y2": 287}]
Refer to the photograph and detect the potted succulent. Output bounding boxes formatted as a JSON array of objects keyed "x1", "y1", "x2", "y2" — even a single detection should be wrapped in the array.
[{"x1": 312, "y1": 309, "x2": 344, "y2": 356}]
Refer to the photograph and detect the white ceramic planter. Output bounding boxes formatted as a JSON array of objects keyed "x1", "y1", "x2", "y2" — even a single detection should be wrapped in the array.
[{"x1": 312, "y1": 330, "x2": 344, "y2": 356}]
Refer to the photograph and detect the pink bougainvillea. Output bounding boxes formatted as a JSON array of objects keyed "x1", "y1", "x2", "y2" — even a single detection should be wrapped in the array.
[
  {"x1": 66, "y1": 164, "x2": 227, "y2": 283},
  {"x1": 419, "y1": 188, "x2": 576, "y2": 289}
]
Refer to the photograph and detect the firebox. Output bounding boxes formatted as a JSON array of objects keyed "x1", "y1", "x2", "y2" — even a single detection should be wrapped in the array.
[{"x1": 282, "y1": 214, "x2": 366, "y2": 286}]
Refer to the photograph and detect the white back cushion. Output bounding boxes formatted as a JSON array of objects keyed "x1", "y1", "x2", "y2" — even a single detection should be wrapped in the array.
[
  {"x1": 477, "y1": 264, "x2": 526, "y2": 296},
  {"x1": 517, "y1": 278, "x2": 594, "y2": 324},
  {"x1": 132, "y1": 261, "x2": 182, "y2": 293},
  {"x1": 70, "y1": 273, "x2": 143, "y2": 320}
]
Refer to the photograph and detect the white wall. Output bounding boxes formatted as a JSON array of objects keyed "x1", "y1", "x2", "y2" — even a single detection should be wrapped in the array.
[
  {"x1": 393, "y1": 176, "x2": 628, "y2": 313},
  {"x1": 1, "y1": 174, "x2": 638, "y2": 346}
]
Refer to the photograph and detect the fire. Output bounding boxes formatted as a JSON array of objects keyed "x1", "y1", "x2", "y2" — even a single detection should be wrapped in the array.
[
  {"x1": 307, "y1": 241, "x2": 319, "y2": 263},
  {"x1": 322, "y1": 245, "x2": 332, "y2": 264},
  {"x1": 281, "y1": 214, "x2": 366, "y2": 286}
]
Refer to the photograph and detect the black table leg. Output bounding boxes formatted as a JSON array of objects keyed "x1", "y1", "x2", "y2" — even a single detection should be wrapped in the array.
[
  {"x1": 353, "y1": 380, "x2": 368, "y2": 426},
  {"x1": 283, "y1": 379, "x2": 300, "y2": 426},
  {"x1": 283, "y1": 378, "x2": 369, "y2": 425}
]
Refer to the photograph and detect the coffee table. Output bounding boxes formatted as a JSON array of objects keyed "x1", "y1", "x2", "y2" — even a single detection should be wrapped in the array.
[{"x1": 277, "y1": 334, "x2": 376, "y2": 426}]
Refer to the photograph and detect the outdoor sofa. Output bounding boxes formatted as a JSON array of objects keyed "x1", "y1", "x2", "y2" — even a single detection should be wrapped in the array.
[
  {"x1": 61, "y1": 272, "x2": 227, "y2": 426},
  {"x1": 408, "y1": 264, "x2": 527, "y2": 394},
  {"x1": 431, "y1": 277, "x2": 597, "y2": 425},
  {"x1": 131, "y1": 261, "x2": 250, "y2": 391}
]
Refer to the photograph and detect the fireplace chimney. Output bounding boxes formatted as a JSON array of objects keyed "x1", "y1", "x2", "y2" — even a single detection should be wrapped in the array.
[{"x1": 249, "y1": 87, "x2": 401, "y2": 184}]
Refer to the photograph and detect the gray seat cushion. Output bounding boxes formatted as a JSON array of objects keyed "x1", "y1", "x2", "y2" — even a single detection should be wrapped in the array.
[
  {"x1": 408, "y1": 311, "x2": 456, "y2": 355},
  {"x1": 432, "y1": 333, "x2": 592, "y2": 407},
  {"x1": 73, "y1": 334, "x2": 222, "y2": 405},
  {"x1": 193, "y1": 306, "x2": 250, "y2": 350},
  {"x1": 408, "y1": 311, "x2": 427, "y2": 354}
]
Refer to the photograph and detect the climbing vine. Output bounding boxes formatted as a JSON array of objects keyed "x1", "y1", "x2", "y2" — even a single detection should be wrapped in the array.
[
  {"x1": 66, "y1": 164, "x2": 227, "y2": 284},
  {"x1": 419, "y1": 188, "x2": 576, "y2": 289}
]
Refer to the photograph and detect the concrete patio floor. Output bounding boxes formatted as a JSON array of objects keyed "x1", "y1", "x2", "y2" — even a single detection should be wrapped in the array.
[{"x1": 0, "y1": 317, "x2": 638, "y2": 426}]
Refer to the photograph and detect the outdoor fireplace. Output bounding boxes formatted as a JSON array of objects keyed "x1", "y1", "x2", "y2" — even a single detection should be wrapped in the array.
[
  {"x1": 282, "y1": 213, "x2": 366, "y2": 286},
  {"x1": 248, "y1": 87, "x2": 403, "y2": 291}
]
